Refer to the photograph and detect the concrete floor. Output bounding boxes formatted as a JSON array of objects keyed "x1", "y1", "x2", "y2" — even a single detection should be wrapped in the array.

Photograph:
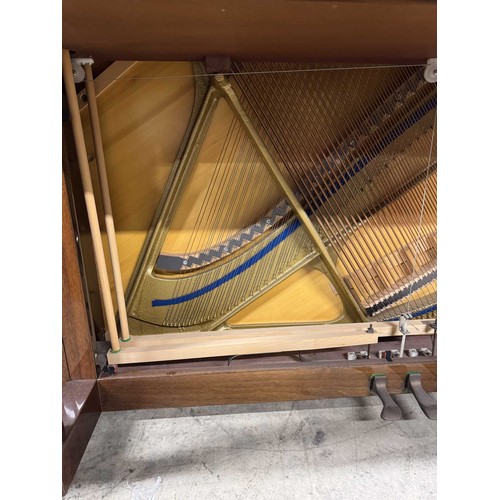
[{"x1": 65, "y1": 393, "x2": 437, "y2": 499}]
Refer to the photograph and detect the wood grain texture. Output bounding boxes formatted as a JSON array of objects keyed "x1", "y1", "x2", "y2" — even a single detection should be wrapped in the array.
[
  {"x1": 228, "y1": 268, "x2": 343, "y2": 325},
  {"x1": 98, "y1": 359, "x2": 437, "y2": 411},
  {"x1": 107, "y1": 319, "x2": 432, "y2": 364},
  {"x1": 62, "y1": 171, "x2": 97, "y2": 380},
  {"x1": 63, "y1": 1, "x2": 436, "y2": 63},
  {"x1": 63, "y1": 121, "x2": 107, "y2": 335},
  {"x1": 79, "y1": 61, "x2": 195, "y2": 305}
]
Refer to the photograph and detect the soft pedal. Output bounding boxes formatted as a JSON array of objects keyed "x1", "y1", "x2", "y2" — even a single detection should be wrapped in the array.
[
  {"x1": 370, "y1": 374, "x2": 402, "y2": 421},
  {"x1": 406, "y1": 372, "x2": 437, "y2": 420}
]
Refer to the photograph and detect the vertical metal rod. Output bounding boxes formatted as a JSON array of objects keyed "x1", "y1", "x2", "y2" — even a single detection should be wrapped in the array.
[
  {"x1": 400, "y1": 333, "x2": 407, "y2": 358},
  {"x1": 83, "y1": 63, "x2": 131, "y2": 342},
  {"x1": 62, "y1": 49, "x2": 121, "y2": 352},
  {"x1": 214, "y1": 75, "x2": 366, "y2": 322}
]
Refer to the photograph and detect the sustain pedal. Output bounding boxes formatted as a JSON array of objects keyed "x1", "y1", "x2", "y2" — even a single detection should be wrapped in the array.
[
  {"x1": 406, "y1": 372, "x2": 437, "y2": 420},
  {"x1": 370, "y1": 374, "x2": 402, "y2": 421}
]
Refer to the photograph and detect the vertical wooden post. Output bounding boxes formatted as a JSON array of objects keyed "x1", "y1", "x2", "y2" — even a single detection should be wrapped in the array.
[
  {"x1": 83, "y1": 64, "x2": 130, "y2": 342},
  {"x1": 62, "y1": 49, "x2": 121, "y2": 352}
]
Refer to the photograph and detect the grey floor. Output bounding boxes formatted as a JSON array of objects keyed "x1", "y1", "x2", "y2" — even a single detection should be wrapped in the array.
[{"x1": 66, "y1": 393, "x2": 437, "y2": 499}]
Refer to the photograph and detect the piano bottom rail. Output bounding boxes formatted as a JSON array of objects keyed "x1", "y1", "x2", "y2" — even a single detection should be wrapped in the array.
[{"x1": 98, "y1": 338, "x2": 437, "y2": 411}]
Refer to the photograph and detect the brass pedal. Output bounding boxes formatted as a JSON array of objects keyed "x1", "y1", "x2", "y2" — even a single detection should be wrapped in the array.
[
  {"x1": 406, "y1": 372, "x2": 437, "y2": 420},
  {"x1": 370, "y1": 374, "x2": 402, "y2": 421}
]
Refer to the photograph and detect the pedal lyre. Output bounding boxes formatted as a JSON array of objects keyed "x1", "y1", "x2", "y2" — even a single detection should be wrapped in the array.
[
  {"x1": 406, "y1": 372, "x2": 437, "y2": 420},
  {"x1": 370, "y1": 374, "x2": 402, "y2": 421}
]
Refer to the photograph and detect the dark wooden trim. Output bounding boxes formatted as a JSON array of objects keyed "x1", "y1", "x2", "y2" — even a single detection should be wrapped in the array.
[
  {"x1": 98, "y1": 359, "x2": 437, "y2": 411},
  {"x1": 62, "y1": 381, "x2": 101, "y2": 496},
  {"x1": 62, "y1": 344, "x2": 71, "y2": 386},
  {"x1": 62, "y1": 171, "x2": 97, "y2": 381},
  {"x1": 63, "y1": 0, "x2": 436, "y2": 63},
  {"x1": 63, "y1": 171, "x2": 101, "y2": 494}
]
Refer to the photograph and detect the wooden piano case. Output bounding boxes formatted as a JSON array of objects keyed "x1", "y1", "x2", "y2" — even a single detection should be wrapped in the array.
[{"x1": 62, "y1": 1, "x2": 437, "y2": 493}]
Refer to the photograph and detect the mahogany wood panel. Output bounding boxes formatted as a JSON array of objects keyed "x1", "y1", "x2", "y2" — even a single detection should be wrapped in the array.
[
  {"x1": 98, "y1": 360, "x2": 437, "y2": 411},
  {"x1": 62, "y1": 171, "x2": 96, "y2": 380},
  {"x1": 63, "y1": 1, "x2": 436, "y2": 63},
  {"x1": 62, "y1": 381, "x2": 101, "y2": 496}
]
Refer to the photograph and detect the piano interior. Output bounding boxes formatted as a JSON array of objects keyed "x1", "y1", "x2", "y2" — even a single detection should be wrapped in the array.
[
  {"x1": 62, "y1": 2, "x2": 437, "y2": 416},
  {"x1": 61, "y1": 6, "x2": 439, "y2": 493},
  {"x1": 65, "y1": 59, "x2": 436, "y2": 363}
]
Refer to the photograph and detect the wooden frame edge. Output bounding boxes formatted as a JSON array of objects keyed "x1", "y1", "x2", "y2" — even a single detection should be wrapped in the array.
[
  {"x1": 62, "y1": 381, "x2": 101, "y2": 495},
  {"x1": 98, "y1": 359, "x2": 437, "y2": 411}
]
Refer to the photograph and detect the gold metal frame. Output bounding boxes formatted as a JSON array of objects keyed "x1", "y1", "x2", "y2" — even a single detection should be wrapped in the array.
[{"x1": 125, "y1": 67, "x2": 367, "y2": 335}]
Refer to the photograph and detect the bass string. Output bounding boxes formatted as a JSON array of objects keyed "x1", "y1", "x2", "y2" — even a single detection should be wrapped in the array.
[
  {"x1": 236, "y1": 60, "x2": 436, "y2": 306},
  {"x1": 339, "y1": 103, "x2": 436, "y2": 309},
  {"x1": 246, "y1": 62, "x2": 414, "y2": 296},
  {"x1": 202, "y1": 113, "x2": 246, "y2": 251},
  {"x1": 187, "y1": 145, "x2": 292, "y2": 321},
  {"x1": 324, "y1": 68, "x2": 433, "y2": 267},
  {"x1": 169, "y1": 111, "x2": 243, "y2": 313},
  {"x1": 281, "y1": 63, "x2": 412, "y2": 290},
  {"x1": 184, "y1": 114, "x2": 237, "y2": 255},
  {"x1": 234, "y1": 66, "x2": 364, "y2": 272},
  {"x1": 188, "y1": 124, "x2": 249, "y2": 319},
  {"x1": 252, "y1": 63, "x2": 384, "y2": 298},
  {"x1": 233, "y1": 63, "x2": 379, "y2": 300},
  {"x1": 182, "y1": 82, "x2": 304, "y2": 322},
  {"x1": 404, "y1": 111, "x2": 437, "y2": 316},
  {"x1": 163, "y1": 62, "x2": 436, "y2": 325},
  {"x1": 169, "y1": 113, "x2": 238, "y2": 303},
  {"x1": 314, "y1": 71, "x2": 436, "y2": 306}
]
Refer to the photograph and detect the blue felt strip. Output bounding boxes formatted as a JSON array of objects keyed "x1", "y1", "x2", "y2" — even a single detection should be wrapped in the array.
[
  {"x1": 153, "y1": 95, "x2": 436, "y2": 308},
  {"x1": 152, "y1": 219, "x2": 301, "y2": 306}
]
